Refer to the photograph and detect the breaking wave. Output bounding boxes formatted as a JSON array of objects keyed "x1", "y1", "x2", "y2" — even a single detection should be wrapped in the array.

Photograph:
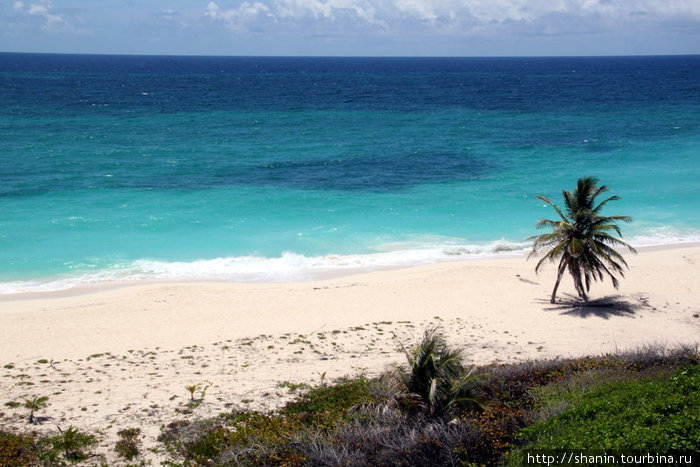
[
  {"x1": 2, "y1": 230, "x2": 698, "y2": 295},
  {"x1": 0, "y1": 239, "x2": 528, "y2": 294}
]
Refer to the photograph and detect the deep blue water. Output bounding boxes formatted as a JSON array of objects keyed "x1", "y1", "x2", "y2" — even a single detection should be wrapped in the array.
[{"x1": 1, "y1": 53, "x2": 699, "y2": 292}]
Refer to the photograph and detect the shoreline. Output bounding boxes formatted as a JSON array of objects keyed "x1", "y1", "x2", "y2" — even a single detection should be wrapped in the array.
[
  {"x1": 2, "y1": 240, "x2": 698, "y2": 301},
  {"x1": 1, "y1": 244, "x2": 698, "y2": 465},
  {"x1": 1, "y1": 243, "x2": 698, "y2": 361}
]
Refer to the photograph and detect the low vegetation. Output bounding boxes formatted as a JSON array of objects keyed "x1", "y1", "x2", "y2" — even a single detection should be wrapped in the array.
[
  {"x1": 1, "y1": 334, "x2": 697, "y2": 466},
  {"x1": 508, "y1": 363, "x2": 699, "y2": 463},
  {"x1": 0, "y1": 425, "x2": 97, "y2": 466},
  {"x1": 115, "y1": 427, "x2": 142, "y2": 461},
  {"x1": 157, "y1": 336, "x2": 698, "y2": 466}
]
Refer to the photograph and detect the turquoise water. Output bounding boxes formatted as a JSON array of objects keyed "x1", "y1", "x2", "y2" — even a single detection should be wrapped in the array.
[{"x1": 1, "y1": 54, "x2": 699, "y2": 292}]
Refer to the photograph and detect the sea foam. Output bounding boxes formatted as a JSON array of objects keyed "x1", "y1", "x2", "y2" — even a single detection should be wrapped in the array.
[
  {"x1": 1, "y1": 231, "x2": 698, "y2": 295},
  {"x1": 0, "y1": 239, "x2": 528, "y2": 294}
]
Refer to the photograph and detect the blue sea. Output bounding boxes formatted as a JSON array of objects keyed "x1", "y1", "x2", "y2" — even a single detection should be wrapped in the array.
[{"x1": 1, "y1": 53, "x2": 699, "y2": 293}]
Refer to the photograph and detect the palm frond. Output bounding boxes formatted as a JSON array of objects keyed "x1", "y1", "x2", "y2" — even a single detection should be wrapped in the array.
[
  {"x1": 536, "y1": 195, "x2": 568, "y2": 223},
  {"x1": 593, "y1": 194, "x2": 619, "y2": 213},
  {"x1": 533, "y1": 218, "x2": 562, "y2": 230},
  {"x1": 533, "y1": 239, "x2": 569, "y2": 272}
]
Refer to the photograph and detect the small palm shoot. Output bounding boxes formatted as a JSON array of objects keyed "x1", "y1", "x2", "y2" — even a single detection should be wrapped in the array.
[
  {"x1": 528, "y1": 177, "x2": 636, "y2": 303},
  {"x1": 24, "y1": 395, "x2": 49, "y2": 424},
  {"x1": 185, "y1": 384, "x2": 200, "y2": 402},
  {"x1": 185, "y1": 382, "x2": 211, "y2": 409}
]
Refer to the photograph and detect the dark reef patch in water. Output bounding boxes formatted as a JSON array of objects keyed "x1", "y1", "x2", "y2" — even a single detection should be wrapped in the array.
[{"x1": 0, "y1": 151, "x2": 496, "y2": 196}]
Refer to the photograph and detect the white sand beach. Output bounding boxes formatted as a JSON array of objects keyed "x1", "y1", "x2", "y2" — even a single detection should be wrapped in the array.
[{"x1": 1, "y1": 245, "x2": 698, "y2": 464}]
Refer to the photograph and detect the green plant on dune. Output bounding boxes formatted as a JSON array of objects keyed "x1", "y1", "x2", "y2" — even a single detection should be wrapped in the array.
[
  {"x1": 52, "y1": 425, "x2": 96, "y2": 462},
  {"x1": 508, "y1": 363, "x2": 700, "y2": 464},
  {"x1": 115, "y1": 427, "x2": 141, "y2": 461},
  {"x1": 398, "y1": 327, "x2": 484, "y2": 417},
  {"x1": 185, "y1": 384, "x2": 199, "y2": 402},
  {"x1": 23, "y1": 396, "x2": 48, "y2": 424},
  {"x1": 184, "y1": 382, "x2": 212, "y2": 411},
  {"x1": 528, "y1": 177, "x2": 636, "y2": 303},
  {"x1": 0, "y1": 431, "x2": 38, "y2": 466}
]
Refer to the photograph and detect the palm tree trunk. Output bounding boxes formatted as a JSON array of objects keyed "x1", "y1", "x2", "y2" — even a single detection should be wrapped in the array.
[{"x1": 550, "y1": 258, "x2": 567, "y2": 303}]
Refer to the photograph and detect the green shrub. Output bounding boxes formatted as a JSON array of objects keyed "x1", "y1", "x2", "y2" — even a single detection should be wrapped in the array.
[
  {"x1": 0, "y1": 431, "x2": 38, "y2": 466},
  {"x1": 115, "y1": 427, "x2": 141, "y2": 460},
  {"x1": 0, "y1": 426, "x2": 99, "y2": 466},
  {"x1": 282, "y1": 376, "x2": 376, "y2": 427},
  {"x1": 49, "y1": 425, "x2": 97, "y2": 462},
  {"x1": 159, "y1": 378, "x2": 380, "y2": 465},
  {"x1": 509, "y1": 364, "x2": 700, "y2": 462}
]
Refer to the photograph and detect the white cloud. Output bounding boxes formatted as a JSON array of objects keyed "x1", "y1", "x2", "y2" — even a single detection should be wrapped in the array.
[
  {"x1": 12, "y1": 0, "x2": 89, "y2": 33},
  {"x1": 6, "y1": 1, "x2": 696, "y2": 55},
  {"x1": 206, "y1": 1, "x2": 276, "y2": 31},
  {"x1": 26, "y1": 1, "x2": 64, "y2": 28},
  {"x1": 205, "y1": 1, "x2": 221, "y2": 19},
  {"x1": 160, "y1": 9, "x2": 178, "y2": 21},
  {"x1": 275, "y1": 0, "x2": 380, "y2": 23},
  {"x1": 203, "y1": 0, "x2": 700, "y2": 34}
]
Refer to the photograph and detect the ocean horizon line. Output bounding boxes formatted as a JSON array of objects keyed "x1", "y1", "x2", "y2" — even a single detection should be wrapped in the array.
[{"x1": 2, "y1": 51, "x2": 699, "y2": 59}]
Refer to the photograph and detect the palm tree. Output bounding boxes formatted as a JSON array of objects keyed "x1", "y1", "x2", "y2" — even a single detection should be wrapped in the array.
[{"x1": 528, "y1": 177, "x2": 636, "y2": 304}]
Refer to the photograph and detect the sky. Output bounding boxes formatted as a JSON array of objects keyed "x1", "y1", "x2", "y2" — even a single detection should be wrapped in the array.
[{"x1": 2, "y1": 0, "x2": 699, "y2": 56}]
